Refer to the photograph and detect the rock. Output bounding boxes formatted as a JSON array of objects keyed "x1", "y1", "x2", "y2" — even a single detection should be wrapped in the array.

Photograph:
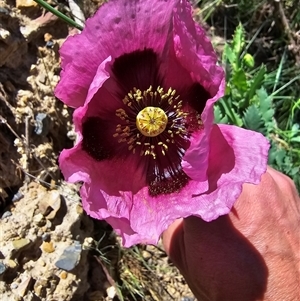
[
  {"x1": 106, "y1": 286, "x2": 116, "y2": 299},
  {"x1": 15, "y1": 276, "x2": 33, "y2": 297},
  {"x1": 36, "y1": 73, "x2": 46, "y2": 84},
  {"x1": 10, "y1": 282, "x2": 18, "y2": 289},
  {"x1": 33, "y1": 284, "x2": 43, "y2": 296},
  {"x1": 45, "y1": 219, "x2": 52, "y2": 229},
  {"x1": 44, "y1": 33, "x2": 52, "y2": 42},
  {"x1": 142, "y1": 250, "x2": 151, "y2": 260},
  {"x1": 7, "y1": 259, "x2": 17, "y2": 268},
  {"x1": 16, "y1": 0, "x2": 38, "y2": 8},
  {"x1": 0, "y1": 7, "x2": 10, "y2": 15},
  {"x1": 29, "y1": 64, "x2": 37, "y2": 74},
  {"x1": 37, "y1": 190, "x2": 61, "y2": 219},
  {"x1": 34, "y1": 113, "x2": 50, "y2": 136},
  {"x1": 0, "y1": 188, "x2": 8, "y2": 201},
  {"x1": 46, "y1": 190, "x2": 61, "y2": 220},
  {"x1": 59, "y1": 271, "x2": 67, "y2": 279},
  {"x1": 82, "y1": 237, "x2": 94, "y2": 250},
  {"x1": 0, "y1": 262, "x2": 7, "y2": 275},
  {"x1": 33, "y1": 213, "x2": 46, "y2": 226},
  {"x1": 23, "y1": 290, "x2": 40, "y2": 301},
  {"x1": 55, "y1": 241, "x2": 82, "y2": 272},
  {"x1": 0, "y1": 182, "x2": 94, "y2": 300},
  {"x1": 33, "y1": 279, "x2": 48, "y2": 296},
  {"x1": 41, "y1": 241, "x2": 55, "y2": 253},
  {"x1": 20, "y1": 22, "x2": 40, "y2": 40},
  {"x1": 41, "y1": 233, "x2": 50, "y2": 241},
  {"x1": 1, "y1": 211, "x2": 12, "y2": 219},
  {"x1": 0, "y1": 28, "x2": 10, "y2": 41},
  {"x1": 12, "y1": 191, "x2": 24, "y2": 203},
  {"x1": 12, "y1": 238, "x2": 31, "y2": 251},
  {"x1": 45, "y1": 40, "x2": 54, "y2": 48},
  {"x1": 37, "y1": 259, "x2": 45, "y2": 267},
  {"x1": 76, "y1": 204, "x2": 84, "y2": 215}
]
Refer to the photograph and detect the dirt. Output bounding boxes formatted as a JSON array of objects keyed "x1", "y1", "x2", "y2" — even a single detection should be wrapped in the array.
[{"x1": 0, "y1": 1, "x2": 195, "y2": 300}]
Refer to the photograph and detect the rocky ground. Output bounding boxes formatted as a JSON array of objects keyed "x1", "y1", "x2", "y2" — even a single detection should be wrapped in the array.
[{"x1": 0, "y1": 0, "x2": 195, "y2": 300}]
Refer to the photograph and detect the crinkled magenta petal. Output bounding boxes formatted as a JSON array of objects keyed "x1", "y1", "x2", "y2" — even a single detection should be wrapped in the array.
[
  {"x1": 70, "y1": 56, "x2": 112, "y2": 135},
  {"x1": 60, "y1": 147, "x2": 139, "y2": 240},
  {"x1": 60, "y1": 100, "x2": 149, "y2": 217},
  {"x1": 168, "y1": 0, "x2": 224, "y2": 97},
  {"x1": 181, "y1": 78, "x2": 225, "y2": 180},
  {"x1": 59, "y1": 55, "x2": 147, "y2": 218},
  {"x1": 114, "y1": 124, "x2": 269, "y2": 247},
  {"x1": 166, "y1": 0, "x2": 225, "y2": 181},
  {"x1": 55, "y1": 0, "x2": 178, "y2": 108},
  {"x1": 181, "y1": 79, "x2": 225, "y2": 182},
  {"x1": 59, "y1": 143, "x2": 145, "y2": 219}
]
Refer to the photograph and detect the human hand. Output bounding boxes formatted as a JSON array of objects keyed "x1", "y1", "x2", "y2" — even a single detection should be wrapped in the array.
[{"x1": 163, "y1": 167, "x2": 300, "y2": 301}]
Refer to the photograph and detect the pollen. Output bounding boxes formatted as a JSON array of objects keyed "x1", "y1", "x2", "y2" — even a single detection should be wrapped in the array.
[
  {"x1": 136, "y1": 107, "x2": 168, "y2": 137},
  {"x1": 113, "y1": 85, "x2": 193, "y2": 159}
]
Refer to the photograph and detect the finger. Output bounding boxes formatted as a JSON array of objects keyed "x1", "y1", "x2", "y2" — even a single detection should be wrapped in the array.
[{"x1": 162, "y1": 218, "x2": 183, "y2": 255}]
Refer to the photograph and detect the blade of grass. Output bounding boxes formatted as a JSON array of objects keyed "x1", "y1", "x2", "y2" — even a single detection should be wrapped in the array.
[
  {"x1": 202, "y1": 0, "x2": 223, "y2": 21},
  {"x1": 33, "y1": 0, "x2": 83, "y2": 30},
  {"x1": 241, "y1": 21, "x2": 266, "y2": 58},
  {"x1": 272, "y1": 48, "x2": 286, "y2": 93},
  {"x1": 271, "y1": 75, "x2": 300, "y2": 97},
  {"x1": 246, "y1": 64, "x2": 266, "y2": 102},
  {"x1": 286, "y1": 98, "x2": 300, "y2": 130}
]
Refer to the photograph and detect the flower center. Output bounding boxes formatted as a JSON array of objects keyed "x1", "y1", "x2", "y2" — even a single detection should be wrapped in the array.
[
  {"x1": 136, "y1": 107, "x2": 168, "y2": 137},
  {"x1": 113, "y1": 86, "x2": 191, "y2": 160}
]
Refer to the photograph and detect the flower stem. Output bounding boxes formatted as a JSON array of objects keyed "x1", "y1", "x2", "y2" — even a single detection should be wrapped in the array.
[{"x1": 33, "y1": 0, "x2": 84, "y2": 31}]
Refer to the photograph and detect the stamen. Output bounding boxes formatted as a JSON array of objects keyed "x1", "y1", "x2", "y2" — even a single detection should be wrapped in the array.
[
  {"x1": 112, "y1": 85, "x2": 201, "y2": 162},
  {"x1": 136, "y1": 106, "x2": 168, "y2": 137}
]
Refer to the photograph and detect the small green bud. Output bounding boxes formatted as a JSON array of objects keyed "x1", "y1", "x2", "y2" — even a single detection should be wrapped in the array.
[{"x1": 243, "y1": 53, "x2": 255, "y2": 68}]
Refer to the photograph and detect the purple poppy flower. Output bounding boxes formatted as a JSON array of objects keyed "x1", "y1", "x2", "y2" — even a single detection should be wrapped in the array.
[{"x1": 55, "y1": 0, "x2": 269, "y2": 247}]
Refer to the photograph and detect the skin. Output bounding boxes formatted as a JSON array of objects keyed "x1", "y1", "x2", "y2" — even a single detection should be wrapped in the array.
[{"x1": 163, "y1": 167, "x2": 300, "y2": 301}]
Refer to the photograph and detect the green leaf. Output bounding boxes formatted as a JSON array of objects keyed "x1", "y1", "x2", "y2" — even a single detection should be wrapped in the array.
[
  {"x1": 242, "y1": 105, "x2": 267, "y2": 135},
  {"x1": 270, "y1": 148, "x2": 286, "y2": 167},
  {"x1": 291, "y1": 136, "x2": 300, "y2": 143},
  {"x1": 256, "y1": 87, "x2": 275, "y2": 127},
  {"x1": 256, "y1": 87, "x2": 269, "y2": 102},
  {"x1": 223, "y1": 44, "x2": 236, "y2": 66},
  {"x1": 268, "y1": 143, "x2": 282, "y2": 165},
  {"x1": 218, "y1": 98, "x2": 243, "y2": 127},
  {"x1": 232, "y1": 68, "x2": 248, "y2": 92},
  {"x1": 290, "y1": 166, "x2": 300, "y2": 176},
  {"x1": 214, "y1": 105, "x2": 229, "y2": 124},
  {"x1": 225, "y1": 83, "x2": 231, "y2": 96},
  {"x1": 232, "y1": 23, "x2": 245, "y2": 56},
  {"x1": 246, "y1": 65, "x2": 266, "y2": 101},
  {"x1": 291, "y1": 123, "x2": 299, "y2": 136}
]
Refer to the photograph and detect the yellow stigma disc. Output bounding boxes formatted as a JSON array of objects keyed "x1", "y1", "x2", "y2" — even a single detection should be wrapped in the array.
[{"x1": 136, "y1": 106, "x2": 168, "y2": 137}]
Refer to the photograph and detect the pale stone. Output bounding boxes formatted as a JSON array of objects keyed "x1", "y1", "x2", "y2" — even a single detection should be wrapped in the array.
[
  {"x1": 16, "y1": 276, "x2": 32, "y2": 297},
  {"x1": 42, "y1": 241, "x2": 55, "y2": 253},
  {"x1": 106, "y1": 286, "x2": 116, "y2": 299},
  {"x1": 0, "y1": 28, "x2": 10, "y2": 41},
  {"x1": 12, "y1": 238, "x2": 31, "y2": 251},
  {"x1": 33, "y1": 213, "x2": 46, "y2": 226},
  {"x1": 16, "y1": 0, "x2": 38, "y2": 8}
]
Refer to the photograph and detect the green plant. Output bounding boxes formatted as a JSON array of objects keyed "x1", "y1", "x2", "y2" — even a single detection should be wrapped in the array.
[{"x1": 215, "y1": 23, "x2": 300, "y2": 190}]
